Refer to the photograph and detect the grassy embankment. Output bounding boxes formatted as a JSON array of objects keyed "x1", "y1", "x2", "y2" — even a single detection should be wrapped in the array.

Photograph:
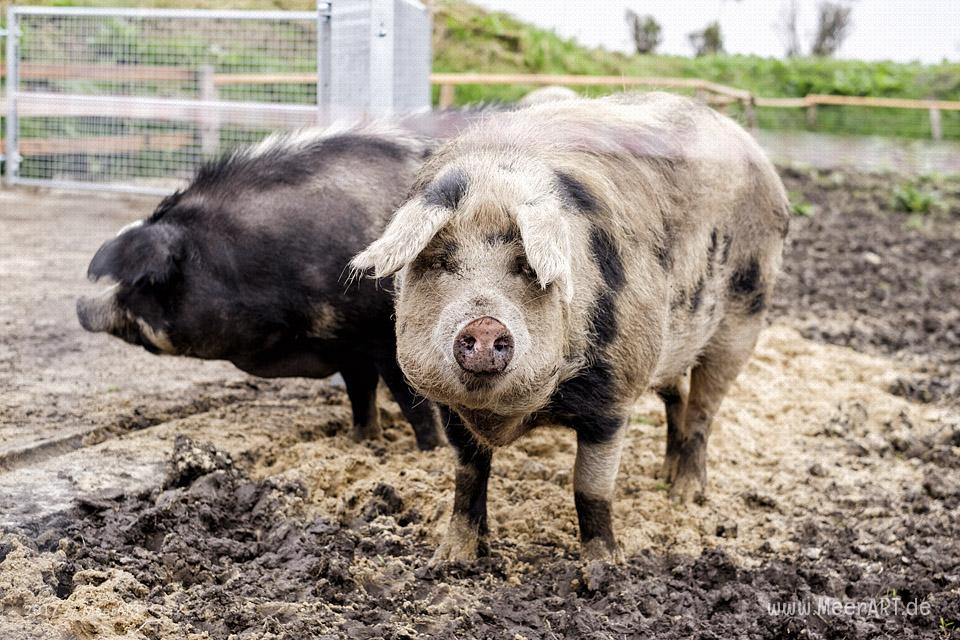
[{"x1": 1, "y1": 0, "x2": 959, "y2": 138}]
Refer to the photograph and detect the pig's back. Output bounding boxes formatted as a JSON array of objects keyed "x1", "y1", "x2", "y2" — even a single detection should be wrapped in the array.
[
  {"x1": 518, "y1": 94, "x2": 789, "y2": 389},
  {"x1": 602, "y1": 94, "x2": 789, "y2": 385}
]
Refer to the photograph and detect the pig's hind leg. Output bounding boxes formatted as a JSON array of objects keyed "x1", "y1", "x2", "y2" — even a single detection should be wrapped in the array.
[
  {"x1": 340, "y1": 359, "x2": 382, "y2": 442},
  {"x1": 377, "y1": 360, "x2": 443, "y2": 450},
  {"x1": 669, "y1": 315, "x2": 762, "y2": 504},
  {"x1": 655, "y1": 371, "x2": 690, "y2": 483}
]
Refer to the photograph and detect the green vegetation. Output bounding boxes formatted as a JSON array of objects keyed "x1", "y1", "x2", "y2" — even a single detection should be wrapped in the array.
[
  {"x1": 788, "y1": 191, "x2": 816, "y2": 217},
  {"x1": 432, "y1": 1, "x2": 960, "y2": 139},
  {"x1": 433, "y1": 1, "x2": 960, "y2": 100},
  {"x1": 3, "y1": 0, "x2": 960, "y2": 139},
  {"x1": 893, "y1": 183, "x2": 941, "y2": 214},
  {"x1": 940, "y1": 616, "x2": 956, "y2": 638}
]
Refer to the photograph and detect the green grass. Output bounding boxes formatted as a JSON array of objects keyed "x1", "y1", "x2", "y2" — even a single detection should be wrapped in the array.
[
  {"x1": 788, "y1": 191, "x2": 816, "y2": 217},
  {"x1": 893, "y1": 182, "x2": 941, "y2": 214},
  {"x1": 431, "y1": 1, "x2": 960, "y2": 139}
]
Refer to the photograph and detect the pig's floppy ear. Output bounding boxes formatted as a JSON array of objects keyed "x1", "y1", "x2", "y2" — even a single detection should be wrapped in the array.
[
  {"x1": 88, "y1": 223, "x2": 185, "y2": 286},
  {"x1": 351, "y1": 200, "x2": 452, "y2": 278},
  {"x1": 515, "y1": 202, "x2": 574, "y2": 303}
]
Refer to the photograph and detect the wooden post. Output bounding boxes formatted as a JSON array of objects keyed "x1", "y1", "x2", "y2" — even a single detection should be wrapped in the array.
[
  {"x1": 199, "y1": 64, "x2": 220, "y2": 156},
  {"x1": 438, "y1": 82, "x2": 455, "y2": 110},
  {"x1": 806, "y1": 104, "x2": 817, "y2": 129},
  {"x1": 744, "y1": 97, "x2": 757, "y2": 129},
  {"x1": 929, "y1": 108, "x2": 943, "y2": 141}
]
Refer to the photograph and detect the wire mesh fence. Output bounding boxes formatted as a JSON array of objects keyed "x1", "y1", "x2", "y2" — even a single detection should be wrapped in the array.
[
  {"x1": 5, "y1": 7, "x2": 324, "y2": 192},
  {"x1": 2, "y1": 2, "x2": 431, "y2": 193}
]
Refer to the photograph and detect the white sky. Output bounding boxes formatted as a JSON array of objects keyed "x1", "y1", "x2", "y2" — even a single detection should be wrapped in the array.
[{"x1": 470, "y1": 0, "x2": 960, "y2": 63}]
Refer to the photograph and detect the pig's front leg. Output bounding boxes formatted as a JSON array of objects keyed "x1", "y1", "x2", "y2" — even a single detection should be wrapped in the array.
[
  {"x1": 574, "y1": 422, "x2": 627, "y2": 563},
  {"x1": 431, "y1": 408, "x2": 492, "y2": 565}
]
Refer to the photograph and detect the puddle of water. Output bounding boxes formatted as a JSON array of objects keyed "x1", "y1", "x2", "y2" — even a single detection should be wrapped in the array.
[{"x1": 754, "y1": 129, "x2": 960, "y2": 175}]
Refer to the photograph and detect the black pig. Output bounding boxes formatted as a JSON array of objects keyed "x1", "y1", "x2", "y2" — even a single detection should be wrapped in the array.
[{"x1": 77, "y1": 124, "x2": 441, "y2": 450}]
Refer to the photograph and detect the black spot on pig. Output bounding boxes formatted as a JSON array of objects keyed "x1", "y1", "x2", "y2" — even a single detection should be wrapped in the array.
[
  {"x1": 720, "y1": 234, "x2": 733, "y2": 265},
  {"x1": 706, "y1": 228, "x2": 719, "y2": 276},
  {"x1": 590, "y1": 228, "x2": 626, "y2": 292},
  {"x1": 549, "y1": 360, "x2": 623, "y2": 444},
  {"x1": 730, "y1": 257, "x2": 765, "y2": 314},
  {"x1": 574, "y1": 492, "x2": 615, "y2": 547},
  {"x1": 655, "y1": 219, "x2": 676, "y2": 271},
  {"x1": 424, "y1": 169, "x2": 469, "y2": 210},
  {"x1": 690, "y1": 276, "x2": 705, "y2": 312},
  {"x1": 589, "y1": 291, "x2": 618, "y2": 348},
  {"x1": 730, "y1": 256, "x2": 760, "y2": 294},
  {"x1": 669, "y1": 289, "x2": 687, "y2": 311},
  {"x1": 556, "y1": 170, "x2": 598, "y2": 213}
]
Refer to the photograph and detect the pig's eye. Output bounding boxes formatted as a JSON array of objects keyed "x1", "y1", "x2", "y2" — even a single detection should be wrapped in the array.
[
  {"x1": 514, "y1": 256, "x2": 537, "y2": 280},
  {"x1": 417, "y1": 253, "x2": 457, "y2": 274}
]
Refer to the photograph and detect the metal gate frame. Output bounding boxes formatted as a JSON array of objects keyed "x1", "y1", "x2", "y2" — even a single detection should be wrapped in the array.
[{"x1": 1, "y1": 2, "x2": 430, "y2": 193}]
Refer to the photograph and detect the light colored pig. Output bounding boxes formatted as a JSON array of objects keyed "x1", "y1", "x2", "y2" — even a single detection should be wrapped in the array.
[{"x1": 352, "y1": 92, "x2": 789, "y2": 563}]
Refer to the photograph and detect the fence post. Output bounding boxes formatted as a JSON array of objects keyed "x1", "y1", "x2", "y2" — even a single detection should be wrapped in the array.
[
  {"x1": 367, "y1": 0, "x2": 394, "y2": 117},
  {"x1": 439, "y1": 82, "x2": 454, "y2": 109},
  {"x1": 744, "y1": 96, "x2": 757, "y2": 129},
  {"x1": 805, "y1": 103, "x2": 817, "y2": 129},
  {"x1": 4, "y1": 7, "x2": 20, "y2": 185},
  {"x1": 929, "y1": 107, "x2": 942, "y2": 141},
  {"x1": 198, "y1": 64, "x2": 220, "y2": 156},
  {"x1": 317, "y1": 0, "x2": 332, "y2": 123}
]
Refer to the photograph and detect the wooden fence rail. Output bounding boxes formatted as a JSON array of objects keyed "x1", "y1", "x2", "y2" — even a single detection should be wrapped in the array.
[
  {"x1": 3, "y1": 70, "x2": 960, "y2": 156},
  {"x1": 431, "y1": 73, "x2": 960, "y2": 140}
]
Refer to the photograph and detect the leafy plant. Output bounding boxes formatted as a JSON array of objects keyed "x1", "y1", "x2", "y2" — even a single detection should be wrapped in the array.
[
  {"x1": 893, "y1": 183, "x2": 939, "y2": 214},
  {"x1": 940, "y1": 616, "x2": 956, "y2": 638},
  {"x1": 789, "y1": 191, "x2": 816, "y2": 217}
]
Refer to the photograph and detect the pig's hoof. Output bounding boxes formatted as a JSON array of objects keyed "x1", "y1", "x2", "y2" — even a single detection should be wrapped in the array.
[
  {"x1": 428, "y1": 516, "x2": 481, "y2": 568},
  {"x1": 413, "y1": 428, "x2": 443, "y2": 451},
  {"x1": 580, "y1": 538, "x2": 624, "y2": 564},
  {"x1": 428, "y1": 536, "x2": 479, "y2": 568},
  {"x1": 668, "y1": 472, "x2": 706, "y2": 505},
  {"x1": 350, "y1": 422, "x2": 383, "y2": 442}
]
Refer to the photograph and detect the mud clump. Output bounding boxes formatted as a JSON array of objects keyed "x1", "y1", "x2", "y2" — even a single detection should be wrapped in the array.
[{"x1": 55, "y1": 436, "x2": 378, "y2": 636}]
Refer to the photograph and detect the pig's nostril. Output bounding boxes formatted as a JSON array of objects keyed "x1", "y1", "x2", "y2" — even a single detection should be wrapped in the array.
[{"x1": 453, "y1": 316, "x2": 514, "y2": 375}]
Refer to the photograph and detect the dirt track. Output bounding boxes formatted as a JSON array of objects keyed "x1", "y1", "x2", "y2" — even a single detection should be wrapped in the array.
[{"x1": 1, "y1": 169, "x2": 959, "y2": 639}]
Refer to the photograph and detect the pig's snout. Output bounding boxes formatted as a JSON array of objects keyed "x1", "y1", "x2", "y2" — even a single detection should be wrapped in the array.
[
  {"x1": 454, "y1": 316, "x2": 514, "y2": 375},
  {"x1": 77, "y1": 294, "x2": 116, "y2": 333}
]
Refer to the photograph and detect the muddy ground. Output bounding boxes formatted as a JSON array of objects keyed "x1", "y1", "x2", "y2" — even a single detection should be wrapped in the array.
[{"x1": 1, "y1": 169, "x2": 959, "y2": 639}]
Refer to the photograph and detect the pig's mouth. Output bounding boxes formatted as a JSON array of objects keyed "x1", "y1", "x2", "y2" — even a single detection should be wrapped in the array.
[
  {"x1": 458, "y1": 369, "x2": 506, "y2": 392},
  {"x1": 77, "y1": 291, "x2": 176, "y2": 355}
]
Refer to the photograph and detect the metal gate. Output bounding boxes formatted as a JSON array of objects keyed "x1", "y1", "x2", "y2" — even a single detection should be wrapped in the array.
[{"x1": 2, "y1": 1, "x2": 430, "y2": 194}]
